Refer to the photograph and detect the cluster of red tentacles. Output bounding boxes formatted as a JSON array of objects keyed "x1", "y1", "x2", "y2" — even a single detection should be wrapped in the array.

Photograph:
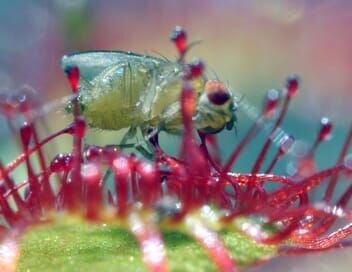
[{"x1": 0, "y1": 27, "x2": 351, "y2": 272}]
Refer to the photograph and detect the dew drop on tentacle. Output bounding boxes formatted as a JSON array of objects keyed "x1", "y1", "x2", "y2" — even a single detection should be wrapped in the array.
[
  {"x1": 279, "y1": 135, "x2": 295, "y2": 155},
  {"x1": 49, "y1": 153, "x2": 73, "y2": 173},
  {"x1": 263, "y1": 89, "x2": 280, "y2": 118},
  {"x1": 84, "y1": 145, "x2": 104, "y2": 162},
  {"x1": 265, "y1": 135, "x2": 295, "y2": 174},
  {"x1": 64, "y1": 65, "x2": 80, "y2": 94},
  {"x1": 187, "y1": 58, "x2": 205, "y2": 79},
  {"x1": 170, "y1": 26, "x2": 187, "y2": 56},
  {"x1": 285, "y1": 74, "x2": 299, "y2": 97},
  {"x1": 344, "y1": 154, "x2": 352, "y2": 173},
  {"x1": 318, "y1": 117, "x2": 333, "y2": 141},
  {"x1": 19, "y1": 122, "x2": 33, "y2": 148}
]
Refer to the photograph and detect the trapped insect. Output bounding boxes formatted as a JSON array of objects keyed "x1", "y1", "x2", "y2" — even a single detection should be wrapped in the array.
[{"x1": 61, "y1": 51, "x2": 237, "y2": 153}]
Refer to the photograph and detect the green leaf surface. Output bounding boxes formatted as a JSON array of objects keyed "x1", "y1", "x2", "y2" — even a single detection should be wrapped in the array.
[{"x1": 17, "y1": 218, "x2": 276, "y2": 272}]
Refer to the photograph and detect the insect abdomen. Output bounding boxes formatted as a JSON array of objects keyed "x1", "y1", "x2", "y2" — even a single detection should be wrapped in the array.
[{"x1": 81, "y1": 60, "x2": 153, "y2": 130}]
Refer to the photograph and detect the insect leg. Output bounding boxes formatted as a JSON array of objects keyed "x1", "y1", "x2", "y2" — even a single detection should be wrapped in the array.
[
  {"x1": 104, "y1": 143, "x2": 137, "y2": 149},
  {"x1": 143, "y1": 126, "x2": 160, "y2": 148},
  {"x1": 104, "y1": 126, "x2": 159, "y2": 160},
  {"x1": 121, "y1": 126, "x2": 137, "y2": 145},
  {"x1": 106, "y1": 141, "x2": 155, "y2": 160},
  {"x1": 103, "y1": 143, "x2": 155, "y2": 161},
  {"x1": 135, "y1": 145, "x2": 154, "y2": 160},
  {"x1": 132, "y1": 126, "x2": 160, "y2": 160}
]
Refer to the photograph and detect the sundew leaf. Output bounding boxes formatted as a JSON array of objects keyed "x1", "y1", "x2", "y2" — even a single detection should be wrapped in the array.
[{"x1": 17, "y1": 216, "x2": 277, "y2": 272}]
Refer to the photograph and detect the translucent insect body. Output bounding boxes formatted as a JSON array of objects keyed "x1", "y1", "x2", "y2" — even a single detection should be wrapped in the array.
[{"x1": 61, "y1": 51, "x2": 238, "y2": 147}]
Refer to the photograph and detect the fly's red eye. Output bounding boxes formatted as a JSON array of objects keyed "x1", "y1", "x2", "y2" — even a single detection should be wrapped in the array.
[{"x1": 205, "y1": 80, "x2": 231, "y2": 105}]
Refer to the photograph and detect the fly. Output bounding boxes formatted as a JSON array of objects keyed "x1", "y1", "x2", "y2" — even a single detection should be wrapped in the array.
[{"x1": 61, "y1": 50, "x2": 237, "y2": 155}]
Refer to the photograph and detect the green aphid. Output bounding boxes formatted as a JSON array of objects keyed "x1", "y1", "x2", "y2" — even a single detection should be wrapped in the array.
[{"x1": 61, "y1": 51, "x2": 237, "y2": 150}]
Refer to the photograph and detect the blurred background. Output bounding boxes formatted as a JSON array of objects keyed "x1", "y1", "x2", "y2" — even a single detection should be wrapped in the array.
[{"x1": 0, "y1": 0, "x2": 351, "y2": 271}]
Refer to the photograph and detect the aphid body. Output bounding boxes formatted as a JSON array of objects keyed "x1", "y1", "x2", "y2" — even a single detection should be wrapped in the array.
[{"x1": 61, "y1": 51, "x2": 237, "y2": 141}]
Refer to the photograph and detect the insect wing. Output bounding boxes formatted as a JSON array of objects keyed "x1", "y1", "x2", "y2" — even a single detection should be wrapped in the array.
[{"x1": 61, "y1": 50, "x2": 164, "y2": 82}]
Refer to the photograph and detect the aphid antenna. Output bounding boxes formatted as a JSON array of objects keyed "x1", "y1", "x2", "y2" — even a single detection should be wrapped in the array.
[
  {"x1": 207, "y1": 66, "x2": 221, "y2": 81},
  {"x1": 187, "y1": 40, "x2": 203, "y2": 50},
  {"x1": 150, "y1": 50, "x2": 171, "y2": 62},
  {"x1": 177, "y1": 40, "x2": 203, "y2": 62}
]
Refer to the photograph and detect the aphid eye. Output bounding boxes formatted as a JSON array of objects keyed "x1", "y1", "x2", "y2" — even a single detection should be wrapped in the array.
[{"x1": 205, "y1": 80, "x2": 231, "y2": 105}]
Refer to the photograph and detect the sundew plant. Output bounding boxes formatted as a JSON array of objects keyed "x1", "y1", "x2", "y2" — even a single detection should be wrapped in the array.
[{"x1": 0, "y1": 26, "x2": 351, "y2": 272}]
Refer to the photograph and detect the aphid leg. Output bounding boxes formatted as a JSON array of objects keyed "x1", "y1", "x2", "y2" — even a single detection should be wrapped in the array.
[
  {"x1": 132, "y1": 126, "x2": 160, "y2": 160},
  {"x1": 135, "y1": 145, "x2": 154, "y2": 160},
  {"x1": 144, "y1": 127, "x2": 160, "y2": 148},
  {"x1": 103, "y1": 130, "x2": 157, "y2": 160},
  {"x1": 103, "y1": 142, "x2": 154, "y2": 159},
  {"x1": 121, "y1": 126, "x2": 137, "y2": 145}
]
